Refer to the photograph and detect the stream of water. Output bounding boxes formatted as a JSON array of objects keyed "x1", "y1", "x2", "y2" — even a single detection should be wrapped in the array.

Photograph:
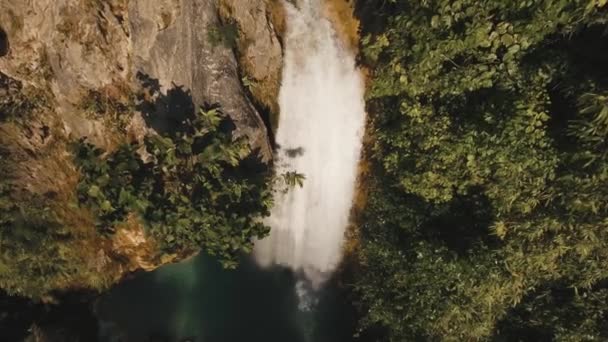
[{"x1": 254, "y1": 0, "x2": 366, "y2": 287}]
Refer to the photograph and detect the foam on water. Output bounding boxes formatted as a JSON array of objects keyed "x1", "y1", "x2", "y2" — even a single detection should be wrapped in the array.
[{"x1": 254, "y1": 0, "x2": 366, "y2": 287}]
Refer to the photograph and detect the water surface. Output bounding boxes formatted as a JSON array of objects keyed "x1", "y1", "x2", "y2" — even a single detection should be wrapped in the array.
[{"x1": 97, "y1": 254, "x2": 357, "y2": 342}]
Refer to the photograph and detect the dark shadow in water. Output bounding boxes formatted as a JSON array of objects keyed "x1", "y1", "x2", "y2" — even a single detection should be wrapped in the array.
[
  {"x1": 97, "y1": 254, "x2": 314, "y2": 342},
  {"x1": 0, "y1": 289, "x2": 99, "y2": 342},
  {"x1": 192, "y1": 256, "x2": 304, "y2": 342}
]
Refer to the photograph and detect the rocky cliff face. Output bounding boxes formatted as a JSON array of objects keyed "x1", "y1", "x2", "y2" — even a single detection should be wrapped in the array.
[
  {"x1": 0, "y1": 0, "x2": 275, "y2": 157},
  {"x1": 0, "y1": 0, "x2": 282, "y2": 297},
  {"x1": 129, "y1": 0, "x2": 275, "y2": 157},
  {"x1": 219, "y1": 0, "x2": 284, "y2": 130}
]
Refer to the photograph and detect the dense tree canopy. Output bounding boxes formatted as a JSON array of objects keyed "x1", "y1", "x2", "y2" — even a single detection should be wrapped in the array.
[{"x1": 354, "y1": 0, "x2": 608, "y2": 340}]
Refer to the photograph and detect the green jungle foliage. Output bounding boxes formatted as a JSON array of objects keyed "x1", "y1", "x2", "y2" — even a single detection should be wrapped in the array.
[
  {"x1": 355, "y1": 0, "x2": 608, "y2": 340},
  {"x1": 0, "y1": 152, "x2": 99, "y2": 299},
  {"x1": 207, "y1": 20, "x2": 240, "y2": 49},
  {"x1": 73, "y1": 107, "x2": 274, "y2": 269}
]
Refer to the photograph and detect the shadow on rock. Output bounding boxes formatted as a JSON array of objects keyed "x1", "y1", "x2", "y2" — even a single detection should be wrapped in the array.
[
  {"x1": 0, "y1": 27, "x2": 9, "y2": 57},
  {"x1": 135, "y1": 72, "x2": 241, "y2": 140}
]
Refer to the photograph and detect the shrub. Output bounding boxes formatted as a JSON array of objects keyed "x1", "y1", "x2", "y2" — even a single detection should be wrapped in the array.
[
  {"x1": 207, "y1": 21, "x2": 239, "y2": 49},
  {"x1": 74, "y1": 107, "x2": 274, "y2": 268}
]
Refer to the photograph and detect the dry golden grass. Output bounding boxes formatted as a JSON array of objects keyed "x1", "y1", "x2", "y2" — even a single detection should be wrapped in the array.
[
  {"x1": 247, "y1": 67, "x2": 282, "y2": 131},
  {"x1": 0, "y1": 86, "x2": 164, "y2": 296}
]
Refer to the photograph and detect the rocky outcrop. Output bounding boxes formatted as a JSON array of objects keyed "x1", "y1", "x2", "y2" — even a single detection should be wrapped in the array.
[
  {"x1": 0, "y1": 0, "x2": 281, "y2": 295},
  {"x1": 0, "y1": 0, "x2": 274, "y2": 158},
  {"x1": 129, "y1": 0, "x2": 273, "y2": 158},
  {"x1": 219, "y1": 0, "x2": 284, "y2": 130},
  {"x1": 0, "y1": 0, "x2": 128, "y2": 149}
]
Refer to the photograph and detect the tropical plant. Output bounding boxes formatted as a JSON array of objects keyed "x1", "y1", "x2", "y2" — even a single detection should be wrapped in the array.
[
  {"x1": 354, "y1": 0, "x2": 608, "y2": 340},
  {"x1": 74, "y1": 107, "x2": 274, "y2": 268}
]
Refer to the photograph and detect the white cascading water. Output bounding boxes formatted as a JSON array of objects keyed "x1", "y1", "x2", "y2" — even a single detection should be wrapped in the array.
[{"x1": 254, "y1": 0, "x2": 366, "y2": 287}]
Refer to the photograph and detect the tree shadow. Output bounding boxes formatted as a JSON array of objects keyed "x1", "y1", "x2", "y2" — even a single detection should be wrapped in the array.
[
  {"x1": 421, "y1": 186, "x2": 499, "y2": 255},
  {"x1": 494, "y1": 280, "x2": 608, "y2": 342},
  {"x1": 0, "y1": 290, "x2": 39, "y2": 341},
  {"x1": 135, "y1": 72, "x2": 242, "y2": 140},
  {"x1": 353, "y1": 0, "x2": 395, "y2": 37},
  {"x1": 136, "y1": 72, "x2": 196, "y2": 137},
  {"x1": 525, "y1": 25, "x2": 608, "y2": 154}
]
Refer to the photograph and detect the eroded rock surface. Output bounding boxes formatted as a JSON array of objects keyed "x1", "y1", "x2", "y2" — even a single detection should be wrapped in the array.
[
  {"x1": 0, "y1": 0, "x2": 273, "y2": 158},
  {"x1": 219, "y1": 0, "x2": 284, "y2": 125}
]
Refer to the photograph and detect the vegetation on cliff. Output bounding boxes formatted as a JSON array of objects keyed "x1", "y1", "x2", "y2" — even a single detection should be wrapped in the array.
[
  {"x1": 355, "y1": 0, "x2": 608, "y2": 340},
  {"x1": 74, "y1": 107, "x2": 273, "y2": 269},
  {"x1": 0, "y1": 74, "x2": 102, "y2": 299},
  {"x1": 0, "y1": 75, "x2": 274, "y2": 299}
]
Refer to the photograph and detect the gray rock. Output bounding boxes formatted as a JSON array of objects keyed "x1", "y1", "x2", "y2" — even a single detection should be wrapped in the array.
[
  {"x1": 0, "y1": 0, "x2": 274, "y2": 159},
  {"x1": 0, "y1": 0, "x2": 129, "y2": 103},
  {"x1": 129, "y1": 0, "x2": 273, "y2": 160}
]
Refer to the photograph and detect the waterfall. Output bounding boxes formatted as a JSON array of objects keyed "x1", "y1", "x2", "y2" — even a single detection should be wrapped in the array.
[{"x1": 254, "y1": 0, "x2": 366, "y2": 287}]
